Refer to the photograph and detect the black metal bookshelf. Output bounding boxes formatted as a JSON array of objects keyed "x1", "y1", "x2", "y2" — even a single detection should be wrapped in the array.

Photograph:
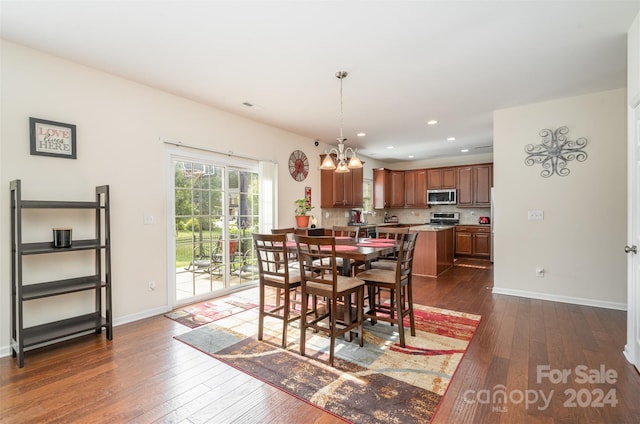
[{"x1": 9, "y1": 179, "x2": 112, "y2": 367}]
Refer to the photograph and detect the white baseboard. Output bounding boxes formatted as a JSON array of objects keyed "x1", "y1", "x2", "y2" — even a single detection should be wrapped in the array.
[
  {"x1": 0, "y1": 305, "x2": 171, "y2": 360},
  {"x1": 492, "y1": 287, "x2": 627, "y2": 311}
]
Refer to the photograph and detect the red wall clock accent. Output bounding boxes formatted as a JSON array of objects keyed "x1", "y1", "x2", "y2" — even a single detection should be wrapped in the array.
[{"x1": 289, "y1": 150, "x2": 309, "y2": 181}]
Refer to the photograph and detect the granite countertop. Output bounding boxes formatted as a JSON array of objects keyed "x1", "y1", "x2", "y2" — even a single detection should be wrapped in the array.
[{"x1": 408, "y1": 224, "x2": 455, "y2": 232}]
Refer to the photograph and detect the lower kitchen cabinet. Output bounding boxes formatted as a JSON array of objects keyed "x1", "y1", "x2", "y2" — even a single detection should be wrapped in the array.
[{"x1": 455, "y1": 225, "x2": 491, "y2": 258}]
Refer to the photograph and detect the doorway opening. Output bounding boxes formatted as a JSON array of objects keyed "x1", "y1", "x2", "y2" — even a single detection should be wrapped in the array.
[{"x1": 172, "y1": 156, "x2": 260, "y2": 305}]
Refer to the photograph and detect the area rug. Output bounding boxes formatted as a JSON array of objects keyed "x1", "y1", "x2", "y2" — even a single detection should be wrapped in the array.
[
  {"x1": 165, "y1": 297, "x2": 258, "y2": 328},
  {"x1": 175, "y1": 304, "x2": 481, "y2": 423}
]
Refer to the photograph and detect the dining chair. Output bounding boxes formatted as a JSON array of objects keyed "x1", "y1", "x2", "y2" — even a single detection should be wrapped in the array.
[
  {"x1": 331, "y1": 225, "x2": 361, "y2": 275},
  {"x1": 270, "y1": 227, "x2": 302, "y2": 306},
  {"x1": 355, "y1": 232, "x2": 418, "y2": 348},
  {"x1": 253, "y1": 233, "x2": 302, "y2": 348},
  {"x1": 271, "y1": 227, "x2": 299, "y2": 262},
  {"x1": 271, "y1": 227, "x2": 296, "y2": 237},
  {"x1": 370, "y1": 226, "x2": 411, "y2": 270},
  {"x1": 295, "y1": 234, "x2": 365, "y2": 366}
]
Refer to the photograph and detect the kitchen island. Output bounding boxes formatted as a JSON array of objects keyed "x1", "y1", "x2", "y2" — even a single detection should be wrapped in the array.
[{"x1": 408, "y1": 225, "x2": 455, "y2": 277}]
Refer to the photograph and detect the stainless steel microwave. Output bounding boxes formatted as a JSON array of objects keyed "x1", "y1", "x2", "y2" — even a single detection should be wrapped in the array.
[{"x1": 427, "y1": 189, "x2": 457, "y2": 205}]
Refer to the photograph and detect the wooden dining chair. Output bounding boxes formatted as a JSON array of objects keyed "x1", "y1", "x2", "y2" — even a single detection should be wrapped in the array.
[
  {"x1": 253, "y1": 233, "x2": 302, "y2": 348},
  {"x1": 271, "y1": 227, "x2": 298, "y2": 261},
  {"x1": 371, "y1": 226, "x2": 411, "y2": 270},
  {"x1": 271, "y1": 227, "x2": 296, "y2": 237},
  {"x1": 331, "y1": 225, "x2": 361, "y2": 275},
  {"x1": 355, "y1": 232, "x2": 418, "y2": 348},
  {"x1": 332, "y1": 225, "x2": 361, "y2": 239},
  {"x1": 294, "y1": 234, "x2": 365, "y2": 366}
]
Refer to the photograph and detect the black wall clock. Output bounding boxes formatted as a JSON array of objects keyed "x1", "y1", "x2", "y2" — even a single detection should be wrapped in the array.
[{"x1": 289, "y1": 150, "x2": 309, "y2": 182}]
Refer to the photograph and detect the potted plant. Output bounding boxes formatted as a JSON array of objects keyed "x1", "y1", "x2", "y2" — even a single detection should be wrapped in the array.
[{"x1": 294, "y1": 198, "x2": 314, "y2": 228}]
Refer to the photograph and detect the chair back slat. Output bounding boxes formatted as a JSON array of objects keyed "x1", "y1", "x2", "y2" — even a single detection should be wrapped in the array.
[
  {"x1": 396, "y1": 232, "x2": 418, "y2": 279},
  {"x1": 332, "y1": 225, "x2": 360, "y2": 239},
  {"x1": 253, "y1": 233, "x2": 290, "y2": 277},
  {"x1": 271, "y1": 227, "x2": 296, "y2": 239},
  {"x1": 295, "y1": 235, "x2": 338, "y2": 292},
  {"x1": 375, "y1": 226, "x2": 410, "y2": 240}
]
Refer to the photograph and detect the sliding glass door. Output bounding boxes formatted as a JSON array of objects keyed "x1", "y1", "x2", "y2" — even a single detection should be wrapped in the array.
[{"x1": 172, "y1": 156, "x2": 259, "y2": 304}]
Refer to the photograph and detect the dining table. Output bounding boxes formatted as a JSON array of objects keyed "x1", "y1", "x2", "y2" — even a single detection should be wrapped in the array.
[{"x1": 285, "y1": 237, "x2": 398, "y2": 276}]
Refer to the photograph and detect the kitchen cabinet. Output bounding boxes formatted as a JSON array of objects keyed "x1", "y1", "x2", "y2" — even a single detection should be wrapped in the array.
[
  {"x1": 404, "y1": 169, "x2": 428, "y2": 208},
  {"x1": 427, "y1": 167, "x2": 456, "y2": 189},
  {"x1": 320, "y1": 155, "x2": 363, "y2": 208},
  {"x1": 456, "y1": 163, "x2": 493, "y2": 207},
  {"x1": 373, "y1": 168, "x2": 404, "y2": 209},
  {"x1": 455, "y1": 225, "x2": 491, "y2": 258},
  {"x1": 10, "y1": 179, "x2": 112, "y2": 367}
]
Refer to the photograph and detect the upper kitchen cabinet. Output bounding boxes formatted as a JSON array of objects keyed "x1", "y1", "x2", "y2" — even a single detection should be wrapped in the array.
[
  {"x1": 320, "y1": 155, "x2": 363, "y2": 208},
  {"x1": 373, "y1": 168, "x2": 404, "y2": 209},
  {"x1": 457, "y1": 163, "x2": 493, "y2": 207},
  {"x1": 427, "y1": 167, "x2": 457, "y2": 189},
  {"x1": 404, "y1": 169, "x2": 428, "y2": 208}
]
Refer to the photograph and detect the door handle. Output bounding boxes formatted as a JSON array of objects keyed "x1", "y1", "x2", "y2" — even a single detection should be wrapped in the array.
[{"x1": 625, "y1": 245, "x2": 638, "y2": 254}]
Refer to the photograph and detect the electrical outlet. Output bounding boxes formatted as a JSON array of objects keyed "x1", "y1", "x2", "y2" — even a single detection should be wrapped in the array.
[
  {"x1": 528, "y1": 210, "x2": 544, "y2": 221},
  {"x1": 535, "y1": 267, "x2": 544, "y2": 277},
  {"x1": 143, "y1": 214, "x2": 154, "y2": 225},
  {"x1": 148, "y1": 280, "x2": 156, "y2": 290}
]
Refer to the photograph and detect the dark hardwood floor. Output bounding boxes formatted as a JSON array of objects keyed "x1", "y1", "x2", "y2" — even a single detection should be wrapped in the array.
[{"x1": 2, "y1": 259, "x2": 639, "y2": 423}]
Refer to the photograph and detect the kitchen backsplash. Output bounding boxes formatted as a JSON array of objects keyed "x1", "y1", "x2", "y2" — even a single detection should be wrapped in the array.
[{"x1": 319, "y1": 205, "x2": 491, "y2": 228}]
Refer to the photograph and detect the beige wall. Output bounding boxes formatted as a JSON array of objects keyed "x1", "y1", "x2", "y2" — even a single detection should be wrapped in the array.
[
  {"x1": 493, "y1": 88, "x2": 627, "y2": 309},
  {"x1": 0, "y1": 40, "x2": 630, "y2": 357},
  {"x1": 0, "y1": 40, "x2": 331, "y2": 353}
]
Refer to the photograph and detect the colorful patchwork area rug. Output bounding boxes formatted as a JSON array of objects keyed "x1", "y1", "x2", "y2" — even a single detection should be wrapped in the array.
[
  {"x1": 175, "y1": 303, "x2": 481, "y2": 423},
  {"x1": 165, "y1": 297, "x2": 258, "y2": 328}
]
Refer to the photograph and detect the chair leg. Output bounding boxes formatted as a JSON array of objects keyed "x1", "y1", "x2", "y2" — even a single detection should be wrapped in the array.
[
  {"x1": 357, "y1": 288, "x2": 364, "y2": 347},
  {"x1": 367, "y1": 285, "x2": 378, "y2": 325},
  {"x1": 329, "y1": 298, "x2": 337, "y2": 367},
  {"x1": 282, "y1": 287, "x2": 290, "y2": 348},
  {"x1": 300, "y1": 289, "x2": 308, "y2": 357},
  {"x1": 395, "y1": 285, "x2": 406, "y2": 348},
  {"x1": 258, "y1": 283, "x2": 265, "y2": 341},
  {"x1": 344, "y1": 293, "x2": 352, "y2": 342},
  {"x1": 389, "y1": 288, "x2": 395, "y2": 327},
  {"x1": 407, "y1": 280, "x2": 416, "y2": 337}
]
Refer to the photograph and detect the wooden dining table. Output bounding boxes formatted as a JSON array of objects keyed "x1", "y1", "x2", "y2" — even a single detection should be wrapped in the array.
[{"x1": 286, "y1": 237, "x2": 398, "y2": 276}]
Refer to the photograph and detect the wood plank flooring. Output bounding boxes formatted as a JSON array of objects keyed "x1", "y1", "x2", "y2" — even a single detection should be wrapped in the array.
[{"x1": 2, "y1": 259, "x2": 639, "y2": 423}]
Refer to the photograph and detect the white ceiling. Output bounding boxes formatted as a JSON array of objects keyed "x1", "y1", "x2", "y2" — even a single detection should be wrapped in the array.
[{"x1": 1, "y1": 1, "x2": 638, "y2": 162}]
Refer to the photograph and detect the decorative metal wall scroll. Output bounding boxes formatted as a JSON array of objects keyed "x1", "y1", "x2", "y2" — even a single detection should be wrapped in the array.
[{"x1": 524, "y1": 126, "x2": 588, "y2": 177}]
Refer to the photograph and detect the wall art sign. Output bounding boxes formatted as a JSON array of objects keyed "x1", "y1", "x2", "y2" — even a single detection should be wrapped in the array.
[
  {"x1": 305, "y1": 186, "x2": 312, "y2": 209},
  {"x1": 29, "y1": 117, "x2": 77, "y2": 159},
  {"x1": 524, "y1": 126, "x2": 588, "y2": 177}
]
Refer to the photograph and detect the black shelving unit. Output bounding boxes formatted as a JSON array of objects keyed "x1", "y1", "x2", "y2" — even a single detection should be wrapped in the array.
[{"x1": 10, "y1": 179, "x2": 112, "y2": 367}]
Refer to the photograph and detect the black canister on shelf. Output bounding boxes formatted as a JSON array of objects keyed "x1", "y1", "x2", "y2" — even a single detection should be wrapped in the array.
[{"x1": 53, "y1": 228, "x2": 72, "y2": 248}]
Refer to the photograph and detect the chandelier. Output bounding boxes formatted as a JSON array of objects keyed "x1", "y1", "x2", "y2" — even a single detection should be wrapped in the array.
[{"x1": 320, "y1": 71, "x2": 363, "y2": 173}]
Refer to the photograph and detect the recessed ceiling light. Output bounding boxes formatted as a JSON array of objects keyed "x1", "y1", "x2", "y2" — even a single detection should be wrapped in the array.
[
  {"x1": 427, "y1": 120, "x2": 438, "y2": 125},
  {"x1": 408, "y1": 155, "x2": 415, "y2": 158},
  {"x1": 461, "y1": 149, "x2": 469, "y2": 153},
  {"x1": 387, "y1": 146, "x2": 394, "y2": 149},
  {"x1": 447, "y1": 137, "x2": 456, "y2": 141},
  {"x1": 357, "y1": 132, "x2": 366, "y2": 137}
]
